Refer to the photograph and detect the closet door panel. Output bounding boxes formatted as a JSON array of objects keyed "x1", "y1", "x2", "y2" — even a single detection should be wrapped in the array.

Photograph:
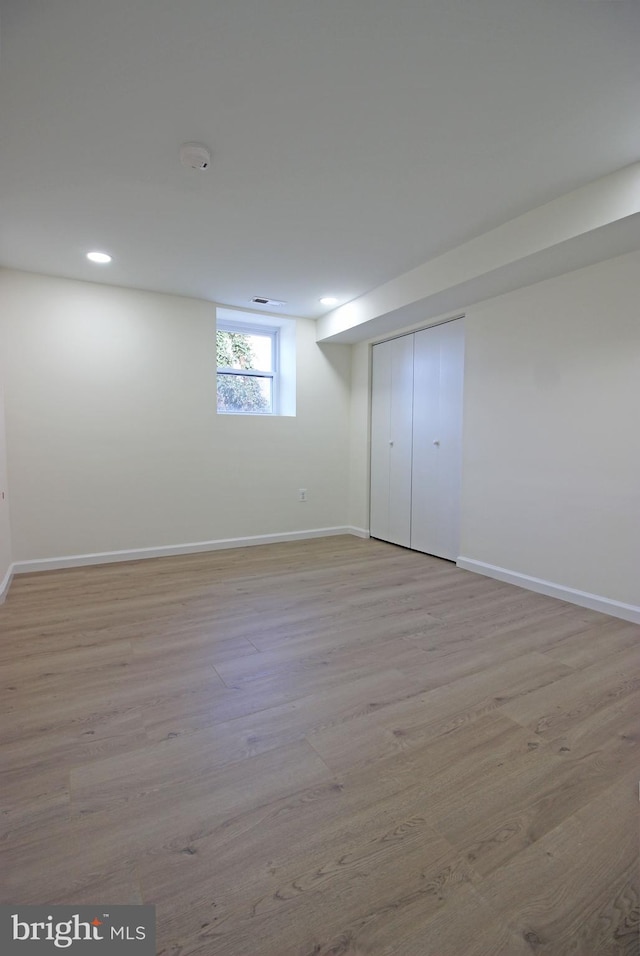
[
  {"x1": 370, "y1": 335, "x2": 414, "y2": 547},
  {"x1": 411, "y1": 321, "x2": 464, "y2": 560},
  {"x1": 436, "y1": 320, "x2": 465, "y2": 558},
  {"x1": 370, "y1": 340, "x2": 393, "y2": 543},
  {"x1": 410, "y1": 326, "x2": 440, "y2": 553}
]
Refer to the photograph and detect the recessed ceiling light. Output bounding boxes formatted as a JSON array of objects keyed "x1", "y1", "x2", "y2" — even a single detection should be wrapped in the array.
[
  {"x1": 86, "y1": 251, "x2": 112, "y2": 264},
  {"x1": 319, "y1": 296, "x2": 338, "y2": 306}
]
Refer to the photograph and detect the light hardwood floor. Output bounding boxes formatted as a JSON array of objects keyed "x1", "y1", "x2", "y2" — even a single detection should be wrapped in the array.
[{"x1": 1, "y1": 536, "x2": 638, "y2": 955}]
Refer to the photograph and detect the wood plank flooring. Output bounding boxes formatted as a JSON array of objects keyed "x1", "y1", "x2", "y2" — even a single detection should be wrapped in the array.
[{"x1": 1, "y1": 535, "x2": 638, "y2": 955}]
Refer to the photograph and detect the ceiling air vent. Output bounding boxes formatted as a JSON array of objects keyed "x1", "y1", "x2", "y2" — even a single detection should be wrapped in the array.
[{"x1": 251, "y1": 296, "x2": 287, "y2": 307}]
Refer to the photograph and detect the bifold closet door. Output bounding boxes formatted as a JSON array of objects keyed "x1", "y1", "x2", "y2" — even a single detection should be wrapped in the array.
[
  {"x1": 410, "y1": 320, "x2": 464, "y2": 560},
  {"x1": 370, "y1": 334, "x2": 414, "y2": 548}
]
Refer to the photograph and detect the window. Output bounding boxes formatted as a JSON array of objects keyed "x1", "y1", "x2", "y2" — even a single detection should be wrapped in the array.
[
  {"x1": 216, "y1": 310, "x2": 296, "y2": 416},
  {"x1": 217, "y1": 323, "x2": 277, "y2": 414}
]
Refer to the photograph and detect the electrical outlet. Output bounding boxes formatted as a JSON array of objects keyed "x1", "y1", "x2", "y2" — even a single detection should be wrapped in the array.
[{"x1": 298, "y1": 488, "x2": 307, "y2": 502}]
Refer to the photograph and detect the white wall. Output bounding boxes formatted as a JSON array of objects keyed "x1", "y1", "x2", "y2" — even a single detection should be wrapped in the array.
[
  {"x1": 461, "y1": 249, "x2": 640, "y2": 609},
  {"x1": 0, "y1": 382, "x2": 13, "y2": 597},
  {"x1": 0, "y1": 270, "x2": 351, "y2": 562},
  {"x1": 348, "y1": 248, "x2": 640, "y2": 612}
]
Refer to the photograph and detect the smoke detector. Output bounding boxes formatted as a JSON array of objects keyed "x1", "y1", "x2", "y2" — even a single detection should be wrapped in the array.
[{"x1": 179, "y1": 143, "x2": 211, "y2": 170}]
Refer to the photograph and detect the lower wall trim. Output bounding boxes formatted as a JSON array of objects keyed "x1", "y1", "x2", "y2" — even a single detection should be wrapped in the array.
[
  {"x1": 0, "y1": 564, "x2": 14, "y2": 604},
  {"x1": 347, "y1": 526, "x2": 370, "y2": 539},
  {"x1": 11, "y1": 527, "x2": 361, "y2": 575},
  {"x1": 457, "y1": 556, "x2": 640, "y2": 625}
]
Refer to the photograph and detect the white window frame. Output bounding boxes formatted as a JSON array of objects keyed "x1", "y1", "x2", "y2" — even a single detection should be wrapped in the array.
[
  {"x1": 216, "y1": 308, "x2": 296, "y2": 417},
  {"x1": 217, "y1": 320, "x2": 279, "y2": 415}
]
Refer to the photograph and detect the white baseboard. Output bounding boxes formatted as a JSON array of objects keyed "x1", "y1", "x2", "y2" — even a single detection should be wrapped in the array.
[
  {"x1": 457, "y1": 556, "x2": 640, "y2": 625},
  {"x1": 12, "y1": 527, "x2": 360, "y2": 576},
  {"x1": 347, "y1": 526, "x2": 370, "y2": 539},
  {"x1": 0, "y1": 563, "x2": 14, "y2": 603},
  {"x1": 7, "y1": 540, "x2": 636, "y2": 627}
]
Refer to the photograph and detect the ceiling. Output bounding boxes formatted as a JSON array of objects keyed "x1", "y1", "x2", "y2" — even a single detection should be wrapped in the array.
[{"x1": 1, "y1": 0, "x2": 639, "y2": 321}]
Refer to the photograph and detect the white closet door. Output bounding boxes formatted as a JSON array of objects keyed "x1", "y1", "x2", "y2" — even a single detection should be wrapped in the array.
[
  {"x1": 410, "y1": 320, "x2": 464, "y2": 560},
  {"x1": 370, "y1": 334, "x2": 414, "y2": 548}
]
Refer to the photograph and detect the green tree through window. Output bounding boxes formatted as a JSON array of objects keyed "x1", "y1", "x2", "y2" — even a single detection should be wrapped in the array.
[{"x1": 216, "y1": 330, "x2": 271, "y2": 413}]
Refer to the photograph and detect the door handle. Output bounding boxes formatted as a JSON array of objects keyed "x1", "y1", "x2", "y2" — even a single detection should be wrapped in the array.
[{"x1": 433, "y1": 439, "x2": 440, "y2": 446}]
